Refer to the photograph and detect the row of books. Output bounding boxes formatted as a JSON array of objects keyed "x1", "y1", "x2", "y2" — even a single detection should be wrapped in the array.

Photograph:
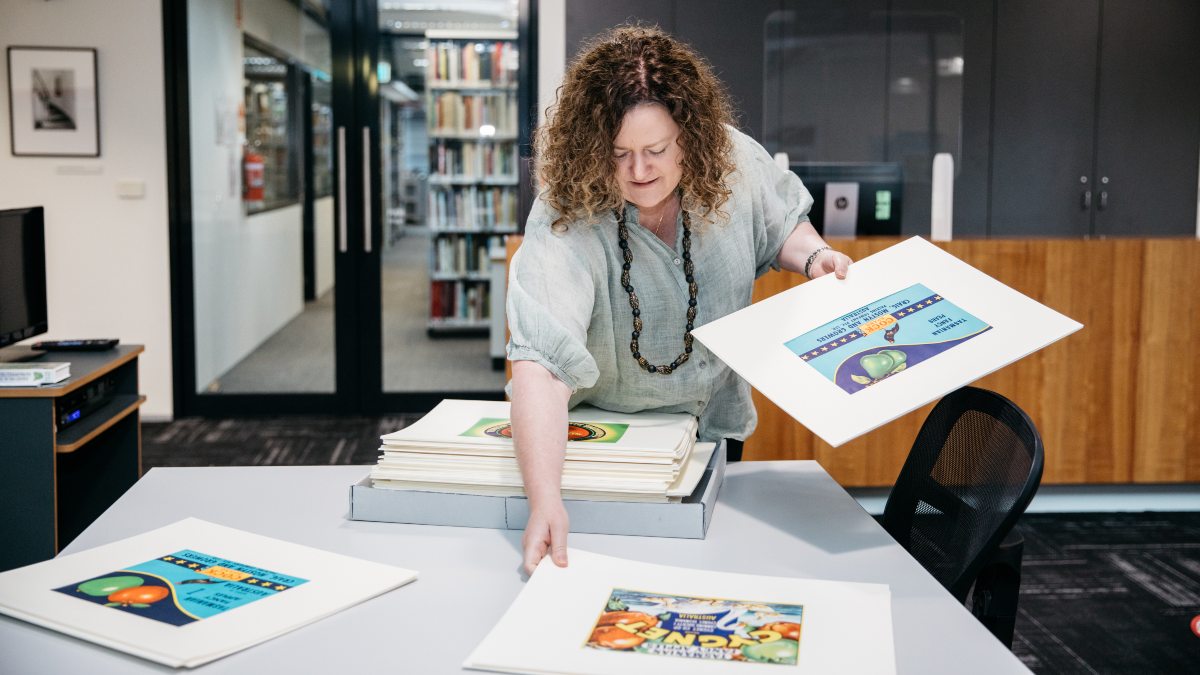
[
  {"x1": 429, "y1": 280, "x2": 490, "y2": 321},
  {"x1": 0, "y1": 361, "x2": 70, "y2": 387},
  {"x1": 430, "y1": 140, "x2": 518, "y2": 180},
  {"x1": 427, "y1": 186, "x2": 519, "y2": 231},
  {"x1": 431, "y1": 234, "x2": 505, "y2": 277},
  {"x1": 425, "y1": 40, "x2": 518, "y2": 86},
  {"x1": 427, "y1": 92, "x2": 517, "y2": 136},
  {"x1": 369, "y1": 400, "x2": 706, "y2": 503}
]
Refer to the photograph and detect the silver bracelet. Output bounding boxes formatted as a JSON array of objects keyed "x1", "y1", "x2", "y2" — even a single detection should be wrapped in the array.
[{"x1": 803, "y1": 245, "x2": 832, "y2": 279}]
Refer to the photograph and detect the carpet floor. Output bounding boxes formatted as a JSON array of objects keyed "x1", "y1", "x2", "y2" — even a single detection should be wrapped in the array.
[{"x1": 143, "y1": 417, "x2": 1200, "y2": 674}]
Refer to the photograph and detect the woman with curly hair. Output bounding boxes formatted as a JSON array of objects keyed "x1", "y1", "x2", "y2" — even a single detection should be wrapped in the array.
[{"x1": 508, "y1": 25, "x2": 851, "y2": 574}]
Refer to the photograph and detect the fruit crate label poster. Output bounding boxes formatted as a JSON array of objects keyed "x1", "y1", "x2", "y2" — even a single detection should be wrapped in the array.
[
  {"x1": 54, "y1": 550, "x2": 308, "y2": 626},
  {"x1": 784, "y1": 283, "x2": 991, "y2": 394},
  {"x1": 461, "y1": 418, "x2": 629, "y2": 443},
  {"x1": 586, "y1": 588, "x2": 804, "y2": 665}
]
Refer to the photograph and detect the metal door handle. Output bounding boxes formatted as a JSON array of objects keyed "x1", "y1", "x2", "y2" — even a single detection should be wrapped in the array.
[
  {"x1": 362, "y1": 127, "x2": 372, "y2": 254},
  {"x1": 337, "y1": 126, "x2": 347, "y2": 253},
  {"x1": 1099, "y1": 191, "x2": 1108, "y2": 210},
  {"x1": 1081, "y1": 190, "x2": 1091, "y2": 210}
]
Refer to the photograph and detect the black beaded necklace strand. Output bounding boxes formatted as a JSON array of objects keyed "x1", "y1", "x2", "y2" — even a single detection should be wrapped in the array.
[{"x1": 616, "y1": 205, "x2": 697, "y2": 375}]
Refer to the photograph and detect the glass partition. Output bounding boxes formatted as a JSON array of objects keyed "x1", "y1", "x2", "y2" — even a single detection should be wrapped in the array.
[{"x1": 764, "y1": 5, "x2": 963, "y2": 236}]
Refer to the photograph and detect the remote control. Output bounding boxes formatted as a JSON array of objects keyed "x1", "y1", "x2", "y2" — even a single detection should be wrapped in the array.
[{"x1": 30, "y1": 339, "x2": 119, "y2": 351}]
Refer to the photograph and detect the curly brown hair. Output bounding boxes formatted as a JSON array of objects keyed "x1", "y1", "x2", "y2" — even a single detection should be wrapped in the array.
[{"x1": 535, "y1": 25, "x2": 737, "y2": 229}]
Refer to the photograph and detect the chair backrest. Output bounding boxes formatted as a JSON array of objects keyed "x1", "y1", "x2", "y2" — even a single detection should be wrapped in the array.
[{"x1": 882, "y1": 386, "x2": 1044, "y2": 601}]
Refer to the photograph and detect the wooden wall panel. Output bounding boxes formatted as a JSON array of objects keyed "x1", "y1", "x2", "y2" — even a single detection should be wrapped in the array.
[
  {"x1": 506, "y1": 236, "x2": 1199, "y2": 485},
  {"x1": 1133, "y1": 240, "x2": 1200, "y2": 482},
  {"x1": 744, "y1": 239, "x2": 1148, "y2": 486}
]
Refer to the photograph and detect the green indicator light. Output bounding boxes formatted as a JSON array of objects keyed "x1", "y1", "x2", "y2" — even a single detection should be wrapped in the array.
[{"x1": 875, "y1": 190, "x2": 892, "y2": 220}]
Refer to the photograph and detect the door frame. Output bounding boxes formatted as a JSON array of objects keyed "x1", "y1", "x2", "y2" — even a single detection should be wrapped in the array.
[{"x1": 163, "y1": 0, "x2": 534, "y2": 417}]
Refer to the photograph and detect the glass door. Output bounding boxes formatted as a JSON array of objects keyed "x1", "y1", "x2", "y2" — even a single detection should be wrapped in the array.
[
  {"x1": 170, "y1": 0, "x2": 361, "y2": 415},
  {"x1": 168, "y1": 0, "x2": 532, "y2": 416}
]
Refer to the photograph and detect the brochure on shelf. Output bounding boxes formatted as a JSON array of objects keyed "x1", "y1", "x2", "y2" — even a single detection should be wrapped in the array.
[
  {"x1": 0, "y1": 361, "x2": 70, "y2": 386},
  {"x1": 464, "y1": 549, "x2": 895, "y2": 674},
  {"x1": 691, "y1": 236, "x2": 1083, "y2": 447},
  {"x1": 0, "y1": 518, "x2": 417, "y2": 668}
]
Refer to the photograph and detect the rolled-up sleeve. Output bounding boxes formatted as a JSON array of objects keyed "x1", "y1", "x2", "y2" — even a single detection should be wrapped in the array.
[
  {"x1": 733, "y1": 130, "x2": 814, "y2": 277},
  {"x1": 505, "y1": 219, "x2": 600, "y2": 393}
]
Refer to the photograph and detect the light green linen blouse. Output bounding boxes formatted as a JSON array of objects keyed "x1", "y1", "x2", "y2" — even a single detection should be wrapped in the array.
[{"x1": 506, "y1": 127, "x2": 813, "y2": 442}]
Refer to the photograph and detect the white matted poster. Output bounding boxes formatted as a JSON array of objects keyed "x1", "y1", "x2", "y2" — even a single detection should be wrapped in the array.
[
  {"x1": 691, "y1": 237, "x2": 1083, "y2": 447},
  {"x1": 465, "y1": 549, "x2": 894, "y2": 674},
  {"x1": 0, "y1": 519, "x2": 417, "y2": 668}
]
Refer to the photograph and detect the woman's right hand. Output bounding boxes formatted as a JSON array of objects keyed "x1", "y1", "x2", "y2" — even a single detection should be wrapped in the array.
[{"x1": 523, "y1": 497, "x2": 569, "y2": 576}]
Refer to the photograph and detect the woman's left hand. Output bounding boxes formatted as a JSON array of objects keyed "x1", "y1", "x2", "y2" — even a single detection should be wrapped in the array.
[{"x1": 809, "y1": 248, "x2": 853, "y2": 280}]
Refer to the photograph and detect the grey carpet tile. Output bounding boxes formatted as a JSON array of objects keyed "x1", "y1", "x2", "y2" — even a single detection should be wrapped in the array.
[
  {"x1": 143, "y1": 415, "x2": 419, "y2": 467},
  {"x1": 1010, "y1": 513, "x2": 1200, "y2": 674}
]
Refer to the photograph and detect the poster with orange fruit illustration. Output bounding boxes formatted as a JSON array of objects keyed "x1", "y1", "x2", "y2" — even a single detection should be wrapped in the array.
[
  {"x1": 586, "y1": 588, "x2": 804, "y2": 665},
  {"x1": 55, "y1": 551, "x2": 308, "y2": 626},
  {"x1": 461, "y1": 418, "x2": 629, "y2": 444}
]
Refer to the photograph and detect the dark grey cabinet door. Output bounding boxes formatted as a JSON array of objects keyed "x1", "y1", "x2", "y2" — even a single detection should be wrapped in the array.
[
  {"x1": 565, "y1": 0, "x2": 675, "y2": 62},
  {"x1": 677, "y1": 0, "x2": 783, "y2": 142},
  {"x1": 1093, "y1": 0, "x2": 1200, "y2": 236},
  {"x1": 991, "y1": 0, "x2": 1100, "y2": 237}
]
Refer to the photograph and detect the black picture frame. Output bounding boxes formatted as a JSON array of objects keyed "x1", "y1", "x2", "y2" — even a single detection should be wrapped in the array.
[{"x1": 6, "y1": 46, "x2": 101, "y2": 157}]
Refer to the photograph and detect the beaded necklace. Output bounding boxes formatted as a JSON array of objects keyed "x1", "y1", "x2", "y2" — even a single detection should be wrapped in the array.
[{"x1": 615, "y1": 204, "x2": 697, "y2": 375}]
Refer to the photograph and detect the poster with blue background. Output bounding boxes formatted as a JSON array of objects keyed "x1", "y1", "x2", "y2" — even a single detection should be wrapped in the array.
[
  {"x1": 54, "y1": 550, "x2": 307, "y2": 627},
  {"x1": 784, "y1": 283, "x2": 991, "y2": 395}
]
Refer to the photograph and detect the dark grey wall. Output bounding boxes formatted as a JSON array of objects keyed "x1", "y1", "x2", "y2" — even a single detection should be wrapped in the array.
[{"x1": 561, "y1": 0, "x2": 1199, "y2": 237}]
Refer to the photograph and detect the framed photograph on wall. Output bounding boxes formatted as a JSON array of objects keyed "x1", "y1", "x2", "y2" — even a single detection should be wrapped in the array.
[{"x1": 6, "y1": 47, "x2": 100, "y2": 157}]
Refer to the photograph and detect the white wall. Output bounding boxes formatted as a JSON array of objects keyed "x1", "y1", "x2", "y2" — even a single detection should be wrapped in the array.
[
  {"x1": 0, "y1": 0, "x2": 174, "y2": 419},
  {"x1": 189, "y1": 0, "x2": 308, "y2": 391},
  {"x1": 315, "y1": 196, "x2": 335, "y2": 297},
  {"x1": 537, "y1": 0, "x2": 566, "y2": 127}
]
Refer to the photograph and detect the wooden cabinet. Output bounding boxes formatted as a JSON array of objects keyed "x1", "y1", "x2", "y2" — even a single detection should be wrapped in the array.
[
  {"x1": 505, "y1": 237, "x2": 1200, "y2": 487},
  {"x1": 743, "y1": 240, "x2": 1200, "y2": 486},
  {"x1": 0, "y1": 346, "x2": 144, "y2": 571}
]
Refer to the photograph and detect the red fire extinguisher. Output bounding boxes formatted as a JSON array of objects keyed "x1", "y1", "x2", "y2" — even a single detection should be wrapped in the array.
[{"x1": 243, "y1": 148, "x2": 265, "y2": 208}]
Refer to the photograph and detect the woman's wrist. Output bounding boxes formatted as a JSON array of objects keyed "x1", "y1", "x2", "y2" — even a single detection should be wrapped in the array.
[{"x1": 803, "y1": 245, "x2": 833, "y2": 279}]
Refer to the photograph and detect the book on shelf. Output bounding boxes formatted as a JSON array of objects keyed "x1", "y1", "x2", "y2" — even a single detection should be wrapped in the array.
[
  {"x1": 0, "y1": 518, "x2": 417, "y2": 668},
  {"x1": 426, "y1": 40, "x2": 516, "y2": 86},
  {"x1": 0, "y1": 361, "x2": 70, "y2": 387}
]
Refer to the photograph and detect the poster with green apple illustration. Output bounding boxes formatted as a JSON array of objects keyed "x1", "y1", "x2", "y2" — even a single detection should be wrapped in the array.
[
  {"x1": 784, "y1": 283, "x2": 990, "y2": 394},
  {"x1": 54, "y1": 551, "x2": 307, "y2": 626}
]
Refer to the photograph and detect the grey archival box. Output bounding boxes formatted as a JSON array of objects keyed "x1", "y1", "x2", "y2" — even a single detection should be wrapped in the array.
[{"x1": 348, "y1": 441, "x2": 726, "y2": 539}]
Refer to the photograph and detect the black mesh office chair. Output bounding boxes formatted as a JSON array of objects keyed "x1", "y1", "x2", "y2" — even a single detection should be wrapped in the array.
[{"x1": 882, "y1": 386, "x2": 1044, "y2": 648}]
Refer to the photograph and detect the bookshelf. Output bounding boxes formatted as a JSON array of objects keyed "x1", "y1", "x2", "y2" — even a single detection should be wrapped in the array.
[{"x1": 424, "y1": 30, "x2": 518, "y2": 335}]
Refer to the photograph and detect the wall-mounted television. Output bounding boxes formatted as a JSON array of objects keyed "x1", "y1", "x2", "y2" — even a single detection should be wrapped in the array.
[{"x1": 0, "y1": 206, "x2": 49, "y2": 350}]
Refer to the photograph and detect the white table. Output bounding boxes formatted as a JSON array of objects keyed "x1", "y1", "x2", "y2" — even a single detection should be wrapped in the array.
[{"x1": 0, "y1": 463, "x2": 1030, "y2": 674}]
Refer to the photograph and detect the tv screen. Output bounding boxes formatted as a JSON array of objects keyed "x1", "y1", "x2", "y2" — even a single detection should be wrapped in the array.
[{"x1": 0, "y1": 206, "x2": 48, "y2": 349}]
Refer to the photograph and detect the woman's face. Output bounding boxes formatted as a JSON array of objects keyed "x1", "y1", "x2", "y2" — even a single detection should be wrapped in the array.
[{"x1": 613, "y1": 103, "x2": 684, "y2": 211}]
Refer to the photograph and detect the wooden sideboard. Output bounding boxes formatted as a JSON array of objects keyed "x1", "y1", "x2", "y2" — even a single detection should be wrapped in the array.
[{"x1": 506, "y1": 237, "x2": 1200, "y2": 486}]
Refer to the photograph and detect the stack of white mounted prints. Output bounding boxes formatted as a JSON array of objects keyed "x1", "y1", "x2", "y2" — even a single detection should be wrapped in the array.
[{"x1": 370, "y1": 399, "x2": 710, "y2": 503}]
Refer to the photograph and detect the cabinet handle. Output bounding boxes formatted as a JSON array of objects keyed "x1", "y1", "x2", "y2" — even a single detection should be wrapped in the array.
[
  {"x1": 1081, "y1": 190, "x2": 1091, "y2": 210},
  {"x1": 363, "y1": 127, "x2": 373, "y2": 254},
  {"x1": 1099, "y1": 191, "x2": 1108, "y2": 210},
  {"x1": 337, "y1": 126, "x2": 347, "y2": 253}
]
